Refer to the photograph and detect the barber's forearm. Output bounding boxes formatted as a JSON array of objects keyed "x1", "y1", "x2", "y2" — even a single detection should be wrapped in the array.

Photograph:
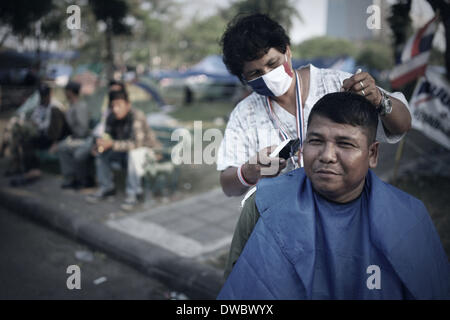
[
  {"x1": 380, "y1": 96, "x2": 412, "y2": 136},
  {"x1": 220, "y1": 167, "x2": 250, "y2": 197}
]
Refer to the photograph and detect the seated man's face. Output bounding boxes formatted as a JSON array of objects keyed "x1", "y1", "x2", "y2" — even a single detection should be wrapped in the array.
[
  {"x1": 111, "y1": 99, "x2": 131, "y2": 120},
  {"x1": 303, "y1": 115, "x2": 379, "y2": 203}
]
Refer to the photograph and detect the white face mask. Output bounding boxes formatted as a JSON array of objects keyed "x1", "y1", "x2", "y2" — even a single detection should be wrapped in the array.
[{"x1": 247, "y1": 55, "x2": 294, "y2": 97}]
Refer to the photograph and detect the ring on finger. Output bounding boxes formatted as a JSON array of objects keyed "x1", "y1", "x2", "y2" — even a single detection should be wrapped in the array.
[
  {"x1": 361, "y1": 89, "x2": 365, "y2": 96},
  {"x1": 360, "y1": 81, "x2": 364, "y2": 89}
]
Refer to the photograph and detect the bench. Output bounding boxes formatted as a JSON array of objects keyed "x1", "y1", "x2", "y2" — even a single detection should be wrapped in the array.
[
  {"x1": 142, "y1": 125, "x2": 181, "y2": 196},
  {"x1": 33, "y1": 121, "x2": 182, "y2": 197}
]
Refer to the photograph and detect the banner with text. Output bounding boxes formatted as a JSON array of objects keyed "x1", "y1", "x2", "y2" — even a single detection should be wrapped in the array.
[{"x1": 410, "y1": 66, "x2": 450, "y2": 149}]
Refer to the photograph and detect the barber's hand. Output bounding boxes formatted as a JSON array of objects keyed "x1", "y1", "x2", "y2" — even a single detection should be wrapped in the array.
[
  {"x1": 48, "y1": 143, "x2": 58, "y2": 154},
  {"x1": 241, "y1": 145, "x2": 287, "y2": 185},
  {"x1": 341, "y1": 71, "x2": 382, "y2": 107},
  {"x1": 96, "y1": 138, "x2": 113, "y2": 152}
]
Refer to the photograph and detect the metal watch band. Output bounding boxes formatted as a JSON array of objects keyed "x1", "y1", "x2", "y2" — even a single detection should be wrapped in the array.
[{"x1": 378, "y1": 91, "x2": 392, "y2": 116}]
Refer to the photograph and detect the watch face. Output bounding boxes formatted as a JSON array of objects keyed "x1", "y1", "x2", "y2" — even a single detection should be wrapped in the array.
[
  {"x1": 386, "y1": 97, "x2": 392, "y2": 107},
  {"x1": 383, "y1": 96, "x2": 392, "y2": 114}
]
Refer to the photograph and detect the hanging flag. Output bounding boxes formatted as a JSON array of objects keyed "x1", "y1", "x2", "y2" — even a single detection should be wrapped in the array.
[
  {"x1": 389, "y1": 15, "x2": 439, "y2": 89},
  {"x1": 409, "y1": 66, "x2": 450, "y2": 149}
]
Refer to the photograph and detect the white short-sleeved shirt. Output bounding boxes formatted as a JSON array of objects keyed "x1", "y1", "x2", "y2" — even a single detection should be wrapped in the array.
[{"x1": 217, "y1": 64, "x2": 410, "y2": 172}]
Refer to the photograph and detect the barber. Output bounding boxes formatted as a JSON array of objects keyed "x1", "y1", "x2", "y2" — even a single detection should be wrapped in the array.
[{"x1": 217, "y1": 14, "x2": 411, "y2": 197}]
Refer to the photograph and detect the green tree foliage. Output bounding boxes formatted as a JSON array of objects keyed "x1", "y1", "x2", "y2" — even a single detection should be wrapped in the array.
[
  {"x1": 89, "y1": 0, "x2": 131, "y2": 35},
  {"x1": 162, "y1": 0, "x2": 302, "y2": 66},
  {"x1": 292, "y1": 36, "x2": 358, "y2": 59},
  {"x1": 178, "y1": 15, "x2": 228, "y2": 64},
  {"x1": 292, "y1": 36, "x2": 394, "y2": 74},
  {"x1": 125, "y1": 0, "x2": 179, "y2": 67},
  {"x1": 88, "y1": 0, "x2": 131, "y2": 78},
  {"x1": 0, "y1": 0, "x2": 53, "y2": 37},
  {"x1": 387, "y1": 0, "x2": 412, "y2": 61},
  {"x1": 0, "y1": 0, "x2": 67, "y2": 47},
  {"x1": 226, "y1": 0, "x2": 301, "y2": 32},
  {"x1": 356, "y1": 41, "x2": 394, "y2": 71},
  {"x1": 0, "y1": 0, "x2": 72, "y2": 76}
]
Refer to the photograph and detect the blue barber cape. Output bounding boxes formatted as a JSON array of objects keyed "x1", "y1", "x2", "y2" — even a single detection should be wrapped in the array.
[{"x1": 218, "y1": 169, "x2": 450, "y2": 299}]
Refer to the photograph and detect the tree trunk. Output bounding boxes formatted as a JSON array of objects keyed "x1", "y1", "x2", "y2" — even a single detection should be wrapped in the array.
[
  {"x1": 427, "y1": 0, "x2": 450, "y2": 81},
  {"x1": 105, "y1": 18, "x2": 114, "y2": 81}
]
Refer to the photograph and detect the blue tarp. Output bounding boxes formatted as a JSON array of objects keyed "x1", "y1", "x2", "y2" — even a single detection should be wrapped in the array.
[
  {"x1": 149, "y1": 55, "x2": 240, "y2": 84},
  {"x1": 133, "y1": 80, "x2": 166, "y2": 107}
]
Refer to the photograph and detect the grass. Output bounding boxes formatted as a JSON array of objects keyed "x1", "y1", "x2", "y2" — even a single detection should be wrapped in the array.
[
  {"x1": 169, "y1": 100, "x2": 234, "y2": 122},
  {"x1": 165, "y1": 100, "x2": 236, "y2": 198}
]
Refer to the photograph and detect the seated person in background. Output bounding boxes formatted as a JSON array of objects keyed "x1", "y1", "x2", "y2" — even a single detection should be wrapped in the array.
[
  {"x1": 2, "y1": 83, "x2": 69, "y2": 184},
  {"x1": 65, "y1": 80, "x2": 127, "y2": 182},
  {"x1": 91, "y1": 80, "x2": 126, "y2": 138},
  {"x1": 218, "y1": 92, "x2": 449, "y2": 300},
  {"x1": 57, "y1": 81, "x2": 92, "y2": 189},
  {"x1": 86, "y1": 89, "x2": 161, "y2": 210}
]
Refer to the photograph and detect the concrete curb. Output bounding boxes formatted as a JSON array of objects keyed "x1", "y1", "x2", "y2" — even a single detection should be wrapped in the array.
[{"x1": 0, "y1": 186, "x2": 224, "y2": 299}]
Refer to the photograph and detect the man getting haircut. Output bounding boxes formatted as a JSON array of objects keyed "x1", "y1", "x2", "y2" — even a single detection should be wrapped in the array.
[{"x1": 219, "y1": 92, "x2": 449, "y2": 300}]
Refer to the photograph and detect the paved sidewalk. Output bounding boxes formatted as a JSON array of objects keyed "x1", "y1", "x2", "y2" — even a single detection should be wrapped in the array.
[
  {"x1": 107, "y1": 189, "x2": 241, "y2": 259},
  {"x1": 0, "y1": 129, "x2": 447, "y2": 299},
  {"x1": 0, "y1": 171, "x2": 241, "y2": 299}
]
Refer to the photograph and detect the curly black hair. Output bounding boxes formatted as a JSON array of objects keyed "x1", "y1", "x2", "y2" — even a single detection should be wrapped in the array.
[{"x1": 220, "y1": 13, "x2": 290, "y2": 83}]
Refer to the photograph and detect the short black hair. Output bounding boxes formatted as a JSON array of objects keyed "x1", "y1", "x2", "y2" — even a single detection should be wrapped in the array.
[
  {"x1": 109, "y1": 80, "x2": 125, "y2": 90},
  {"x1": 221, "y1": 13, "x2": 290, "y2": 83},
  {"x1": 109, "y1": 89, "x2": 129, "y2": 103},
  {"x1": 308, "y1": 92, "x2": 379, "y2": 144},
  {"x1": 65, "y1": 81, "x2": 81, "y2": 96},
  {"x1": 38, "y1": 83, "x2": 51, "y2": 97}
]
